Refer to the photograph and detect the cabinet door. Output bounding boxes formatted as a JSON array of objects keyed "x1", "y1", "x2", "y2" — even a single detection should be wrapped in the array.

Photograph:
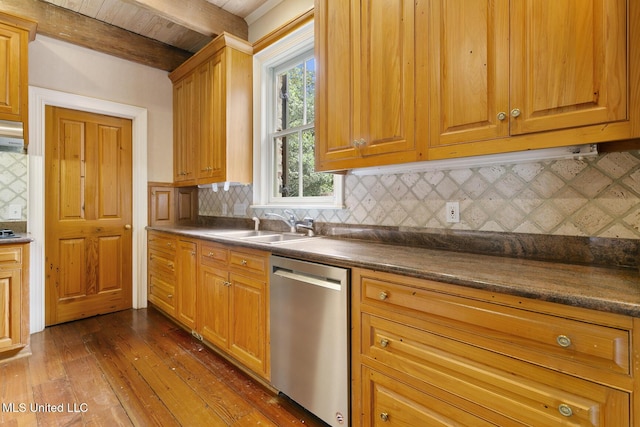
[
  {"x1": 176, "y1": 240, "x2": 197, "y2": 329},
  {"x1": 429, "y1": 0, "x2": 510, "y2": 147},
  {"x1": 196, "y1": 55, "x2": 225, "y2": 182},
  {"x1": 229, "y1": 273, "x2": 268, "y2": 378},
  {"x1": 173, "y1": 75, "x2": 197, "y2": 184},
  {"x1": 315, "y1": 0, "x2": 421, "y2": 171},
  {"x1": 198, "y1": 264, "x2": 230, "y2": 348},
  {"x1": 0, "y1": 268, "x2": 22, "y2": 353},
  {"x1": 0, "y1": 23, "x2": 24, "y2": 120},
  {"x1": 510, "y1": 0, "x2": 627, "y2": 135}
]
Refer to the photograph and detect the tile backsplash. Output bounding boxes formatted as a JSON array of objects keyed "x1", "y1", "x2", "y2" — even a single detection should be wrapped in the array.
[
  {"x1": 0, "y1": 152, "x2": 27, "y2": 222},
  {"x1": 199, "y1": 150, "x2": 640, "y2": 239}
]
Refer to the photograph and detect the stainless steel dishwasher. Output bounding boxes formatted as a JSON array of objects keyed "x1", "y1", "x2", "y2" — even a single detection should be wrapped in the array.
[{"x1": 270, "y1": 255, "x2": 350, "y2": 426}]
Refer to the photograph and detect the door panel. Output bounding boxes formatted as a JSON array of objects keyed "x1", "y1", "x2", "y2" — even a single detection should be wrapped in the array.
[
  {"x1": 510, "y1": 0, "x2": 627, "y2": 134},
  {"x1": 45, "y1": 106, "x2": 132, "y2": 325}
]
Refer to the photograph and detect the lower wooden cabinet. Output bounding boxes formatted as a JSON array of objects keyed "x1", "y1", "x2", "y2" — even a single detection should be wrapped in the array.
[
  {"x1": 0, "y1": 243, "x2": 30, "y2": 361},
  {"x1": 352, "y1": 267, "x2": 637, "y2": 426},
  {"x1": 198, "y1": 241, "x2": 270, "y2": 380},
  {"x1": 147, "y1": 231, "x2": 270, "y2": 381}
]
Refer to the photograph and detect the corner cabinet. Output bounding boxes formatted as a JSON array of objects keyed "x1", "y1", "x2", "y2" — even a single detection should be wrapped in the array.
[
  {"x1": 0, "y1": 243, "x2": 30, "y2": 361},
  {"x1": 428, "y1": 0, "x2": 638, "y2": 159},
  {"x1": 314, "y1": 0, "x2": 428, "y2": 172},
  {"x1": 169, "y1": 33, "x2": 253, "y2": 186},
  {"x1": 351, "y1": 268, "x2": 638, "y2": 426}
]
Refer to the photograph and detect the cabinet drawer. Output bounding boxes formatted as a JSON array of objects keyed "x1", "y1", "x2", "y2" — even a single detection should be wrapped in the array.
[
  {"x1": 149, "y1": 273, "x2": 176, "y2": 314},
  {"x1": 200, "y1": 242, "x2": 228, "y2": 267},
  {"x1": 361, "y1": 276, "x2": 631, "y2": 376},
  {"x1": 362, "y1": 314, "x2": 630, "y2": 426},
  {"x1": 0, "y1": 246, "x2": 21, "y2": 264},
  {"x1": 148, "y1": 249, "x2": 176, "y2": 277},
  {"x1": 362, "y1": 367, "x2": 498, "y2": 427},
  {"x1": 229, "y1": 249, "x2": 268, "y2": 278},
  {"x1": 148, "y1": 231, "x2": 177, "y2": 253}
]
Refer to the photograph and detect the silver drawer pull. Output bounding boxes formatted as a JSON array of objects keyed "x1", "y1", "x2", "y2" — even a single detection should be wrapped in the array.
[
  {"x1": 558, "y1": 404, "x2": 573, "y2": 417},
  {"x1": 380, "y1": 412, "x2": 389, "y2": 422},
  {"x1": 380, "y1": 339, "x2": 389, "y2": 348},
  {"x1": 379, "y1": 292, "x2": 388, "y2": 301},
  {"x1": 208, "y1": 251, "x2": 215, "y2": 257},
  {"x1": 167, "y1": 294, "x2": 173, "y2": 299},
  {"x1": 556, "y1": 335, "x2": 571, "y2": 348}
]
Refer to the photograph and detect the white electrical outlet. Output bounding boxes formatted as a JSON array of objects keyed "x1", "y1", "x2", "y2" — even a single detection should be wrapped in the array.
[
  {"x1": 446, "y1": 201, "x2": 460, "y2": 223},
  {"x1": 7, "y1": 204, "x2": 21, "y2": 220}
]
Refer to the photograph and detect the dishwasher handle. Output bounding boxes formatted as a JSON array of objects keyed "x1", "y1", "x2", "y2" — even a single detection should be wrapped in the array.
[{"x1": 273, "y1": 268, "x2": 342, "y2": 291}]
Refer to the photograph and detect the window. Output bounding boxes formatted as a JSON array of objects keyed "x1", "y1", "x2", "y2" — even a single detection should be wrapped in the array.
[{"x1": 253, "y1": 20, "x2": 343, "y2": 208}]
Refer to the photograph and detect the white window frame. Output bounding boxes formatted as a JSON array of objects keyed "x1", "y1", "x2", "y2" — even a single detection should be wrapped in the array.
[{"x1": 252, "y1": 20, "x2": 344, "y2": 209}]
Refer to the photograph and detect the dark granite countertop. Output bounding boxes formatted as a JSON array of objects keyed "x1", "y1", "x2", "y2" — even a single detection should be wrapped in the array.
[
  {"x1": 148, "y1": 225, "x2": 640, "y2": 318},
  {"x1": 0, "y1": 233, "x2": 33, "y2": 245}
]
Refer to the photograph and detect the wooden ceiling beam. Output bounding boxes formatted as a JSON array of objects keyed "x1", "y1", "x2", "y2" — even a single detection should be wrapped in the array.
[
  {"x1": 125, "y1": 0, "x2": 248, "y2": 39},
  {"x1": 0, "y1": 0, "x2": 192, "y2": 71}
]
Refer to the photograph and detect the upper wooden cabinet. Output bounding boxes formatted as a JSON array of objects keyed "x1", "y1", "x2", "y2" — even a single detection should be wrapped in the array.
[
  {"x1": 429, "y1": 0, "x2": 637, "y2": 159},
  {"x1": 314, "y1": 0, "x2": 428, "y2": 172},
  {"x1": 169, "y1": 33, "x2": 253, "y2": 186},
  {"x1": 0, "y1": 12, "x2": 36, "y2": 134}
]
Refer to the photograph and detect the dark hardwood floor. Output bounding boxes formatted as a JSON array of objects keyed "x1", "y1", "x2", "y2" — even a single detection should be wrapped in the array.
[{"x1": 0, "y1": 307, "x2": 328, "y2": 426}]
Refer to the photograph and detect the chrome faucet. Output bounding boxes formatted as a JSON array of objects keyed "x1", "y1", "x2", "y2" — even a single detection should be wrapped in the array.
[
  {"x1": 265, "y1": 210, "x2": 315, "y2": 236},
  {"x1": 265, "y1": 210, "x2": 297, "y2": 232}
]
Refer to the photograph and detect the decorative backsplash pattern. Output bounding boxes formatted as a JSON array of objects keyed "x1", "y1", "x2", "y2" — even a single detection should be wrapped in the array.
[
  {"x1": 0, "y1": 152, "x2": 27, "y2": 221},
  {"x1": 199, "y1": 150, "x2": 640, "y2": 239}
]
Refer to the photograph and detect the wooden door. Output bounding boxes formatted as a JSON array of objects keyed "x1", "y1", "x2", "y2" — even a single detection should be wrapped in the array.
[
  {"x1": 197, "y1": 53, "x2": 225, "y2": 183},
  {"x1": 510, "y1": 0, "x2": 627, "y2": 135},
  {"x1": 45, "y1": 106, "x2": 133, "y2": 326},
  {"x1": 429, "y1": 0, "x2": 510, "y2": 147}
]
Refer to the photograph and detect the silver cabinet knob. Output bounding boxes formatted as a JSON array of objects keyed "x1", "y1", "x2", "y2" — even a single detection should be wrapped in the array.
[
  {"x1": 558, "y1": 404, "x2": 573, "y2": 417},
  {"x1": 379, "y1": 292, "x2": 388, "y2": 301},
  {"x1": 511, "y1": 108, "x2": 521, "y2": 118},
  {"x1": 556, "y1": 335, "x2": 571, "y2": 348},
  {"x1": 124, "y1": 224, "x2": 132, "y2": 230},
  {"x1": 241, "y1": 259, "x2": 248, "y2": 266},
  {"x1": 497, "y1": 112, "x2": 507, "y2": 121},
  {"x1": 380, "y1": 339, "x2": 389, "y2": 348},
  {"x1": 380, "y1": 412, "x2": 389, "y2": 422}
]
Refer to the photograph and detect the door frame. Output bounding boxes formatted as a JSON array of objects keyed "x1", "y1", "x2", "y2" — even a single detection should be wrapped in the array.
[{"x1": 29, "y1": 86, "x2": 148, "y2": 333}]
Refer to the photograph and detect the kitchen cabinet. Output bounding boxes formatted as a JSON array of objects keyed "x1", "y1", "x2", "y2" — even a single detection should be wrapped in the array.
[
  {"x1": 147, "y1": 231, "x2": 177, "y2": 316},
  {"x1": 198, "y1": 241, "x2": 270, "y2": 380},
  {"x1": 176, "y1": 239, "x2": 197, "y2": 329},
  {"x1": 314, "y1": 0, "x2": 428, "y2": 172},
  {"x1": 148, "y1": 184, "x2": 198, "y2": 226},
  {"x1": 169, "y1": 33, "x2": 253, "y2": 186},
  {"x1": 428, "y1": 0, "x2": 637, "y2": 159},
  {"x1": 0, "y1": 12, "x2": 36, "y2": 126},
  {"x1": 351, "y1": 267, "x2": 637, "y2": 426},
  {"x1": 0, "y1": 243, "x2": 30, "y2": 361}
]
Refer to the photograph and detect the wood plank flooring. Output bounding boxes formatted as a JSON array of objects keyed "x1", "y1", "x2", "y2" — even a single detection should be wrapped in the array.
[{"x1": 0, "y1": 307, "x2": 328, "y2": 426}]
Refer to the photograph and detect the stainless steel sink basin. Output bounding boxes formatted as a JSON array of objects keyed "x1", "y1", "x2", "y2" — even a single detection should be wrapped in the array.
[
  {"x1": 208, "y1": 230, "x2": 279, "y2": 238},
  {"x1": 207, "y1": 229, "x2": 315, "y2": 244},
  {"x1": 243, "y1": 233, "x2": 313, "y2": 244}
]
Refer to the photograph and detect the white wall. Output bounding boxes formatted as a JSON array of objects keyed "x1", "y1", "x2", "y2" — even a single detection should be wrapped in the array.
[
  {"x1": 28, "y1": 35, "x2": 173, "y2": 183},
  {"x1": 248, "y1": 0, "x2": 314, "y2": 43}
]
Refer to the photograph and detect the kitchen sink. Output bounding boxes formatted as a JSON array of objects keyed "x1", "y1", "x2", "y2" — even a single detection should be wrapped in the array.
[
  {"x1": 207, "y1": 229, "x2": 315, "y2": 244},
  {"x1": 207, "y1": 230, "x2": 280, "y2": 238}
]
